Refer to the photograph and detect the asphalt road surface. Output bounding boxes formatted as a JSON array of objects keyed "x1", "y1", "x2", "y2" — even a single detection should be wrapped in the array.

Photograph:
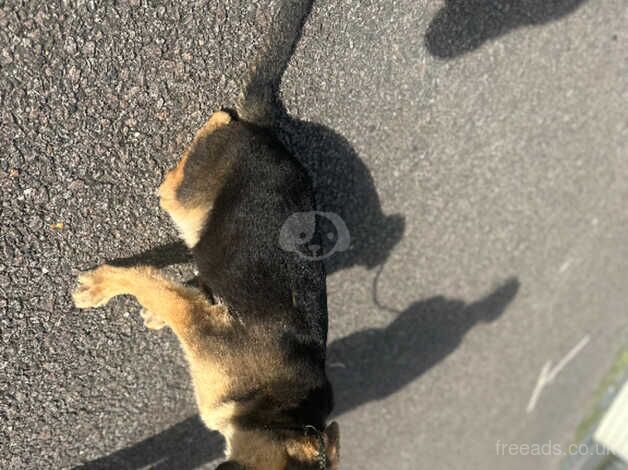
[{"x1": 2, "y1": 0, "x2": 627, "y2": 469}]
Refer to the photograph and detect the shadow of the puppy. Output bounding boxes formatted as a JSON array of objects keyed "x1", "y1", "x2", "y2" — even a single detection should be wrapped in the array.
[
  {"x1": 74, "y1": 278, "x2": 519, "y2": 469},
  {"x1": 277, "y1": 116, "x2": 405, "y2": 274},
  {"x1": 108, "y1": 241, "x2": 193, "y2": 269},
  {"x1": 72, "y1": 415, "x2": 220, "y2": 470},
  {"x1": 425, "y1": 0, "x2": 589, "y2": 58}
]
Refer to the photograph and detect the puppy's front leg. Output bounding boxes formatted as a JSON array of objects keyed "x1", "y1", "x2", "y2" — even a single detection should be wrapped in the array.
[{"x1": 72, "y1": 265, "x2": 230, "y2": 355}]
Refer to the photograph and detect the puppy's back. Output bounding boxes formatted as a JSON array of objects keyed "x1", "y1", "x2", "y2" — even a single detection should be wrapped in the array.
[{"x1": 191, "y1": 121, "x2": 328, "y2": 346}]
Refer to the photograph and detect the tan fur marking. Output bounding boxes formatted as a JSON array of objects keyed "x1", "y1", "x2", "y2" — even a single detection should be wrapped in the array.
[
  {"x1": 197, "y1": 110, "x2": 232, "y2": 137},
  {"x1": 199, "y1": 401, "x2": 237, "y2": 432},
  {"x1": 159, "y1": 111, "x2": 232, "y2": 247},
  {"x1": 159, "y1": 200, "x2": 211, "y2": 248},
  {"x1": 286, "y1": 437, "x2": 320, "y2": 462},
  {"x1": 140, "y1": 308, "x2": 166, "y2": 330},
  {"x1": 286, "y1": 422, "x2": 340, "y2": 470},
  {"x1": 228, "y1": 430, "x2": 288, "y2": 470}
]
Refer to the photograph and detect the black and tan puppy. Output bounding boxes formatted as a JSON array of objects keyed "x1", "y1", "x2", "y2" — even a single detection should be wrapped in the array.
[{"x1": 72, "y1": 1, "x2": 339, "y2": 468}]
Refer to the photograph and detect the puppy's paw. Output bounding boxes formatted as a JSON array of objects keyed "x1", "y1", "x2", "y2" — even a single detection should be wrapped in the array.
[
  {"x1": 140, "y1": 308, "x2": 166, "y2": 330},
  {"x1": 73, "y1": 265, "x2": 118, "y2": 309}
]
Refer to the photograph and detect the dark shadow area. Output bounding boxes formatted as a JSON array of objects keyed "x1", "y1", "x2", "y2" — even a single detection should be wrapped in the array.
[
  {"x1": 425, "y1": 0, "x2": 588, "y2": 58},
  {"x1": 74, "y1": 278, "x2": 519, "y2": 469},
  {"x1": 73, "y1": 416, "x2": 222, "y2": 470},
  {"x1": 108, "y1": 241, "x2": 192, "y2": 269},
  {"x1": 107, "y1": 240, "x2": 207, "y2": 292},
  {"x1": 277, "y1": 115, "x2": 405, "y2": 273},
  {"x1": 330, "y1": 277, "x2": 519, "y2": 415}
]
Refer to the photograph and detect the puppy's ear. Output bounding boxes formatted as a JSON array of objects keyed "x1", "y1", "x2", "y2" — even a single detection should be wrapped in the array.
[
  {"x1": 324, "y1": 421, "x2": 340, "y2": 467},
  {"x1": 215, "y1": 461, "x2": 245, "y2": 470}
]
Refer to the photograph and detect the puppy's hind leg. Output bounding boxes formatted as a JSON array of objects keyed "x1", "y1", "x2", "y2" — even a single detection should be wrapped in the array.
[
  {"x1": 73, "y1": 265, "x2": 231, "y2": 354},
  {"x1": 159, "y1": 111, "x2": 233, "y2": 248}
]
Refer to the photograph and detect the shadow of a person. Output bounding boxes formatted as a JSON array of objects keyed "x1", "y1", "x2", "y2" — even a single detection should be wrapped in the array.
[
  {"x1": 329, "y1": 277, "x2": 520, "y2": 415},
  {"x1": 74, "y1": 277, "x2": 519, "y2": 469},
  {"x1": 425, "y1": 0, "x2": 589, "y2": 59}
]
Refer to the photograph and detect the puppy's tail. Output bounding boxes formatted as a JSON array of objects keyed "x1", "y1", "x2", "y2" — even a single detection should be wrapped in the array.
[{"x1": 236, "y1": 0, "x2": 314, "y2": 128}]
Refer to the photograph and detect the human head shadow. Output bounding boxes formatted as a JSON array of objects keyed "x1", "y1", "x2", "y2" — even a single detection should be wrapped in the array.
[
  {"x1": 425, "y1": 0, "x2": 589, "y2": 58},
  {"x1": 74, "y1": 277, "x2": 519, "y2": 469}
]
